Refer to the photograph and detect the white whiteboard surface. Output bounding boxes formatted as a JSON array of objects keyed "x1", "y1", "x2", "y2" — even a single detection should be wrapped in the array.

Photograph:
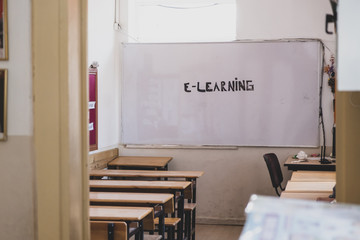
[{"x1": 122, "y1": 40, "x2": 322, "y2": 147}]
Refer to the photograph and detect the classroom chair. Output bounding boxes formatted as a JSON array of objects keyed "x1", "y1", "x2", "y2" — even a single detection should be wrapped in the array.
[{"x1": 263, "y1": 153, "x2": 285, "y2": 196}]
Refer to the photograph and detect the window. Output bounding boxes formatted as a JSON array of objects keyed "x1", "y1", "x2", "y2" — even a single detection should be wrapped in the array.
[{"x1": 128, "y1": 0, "x2": 236, "y2": 42}]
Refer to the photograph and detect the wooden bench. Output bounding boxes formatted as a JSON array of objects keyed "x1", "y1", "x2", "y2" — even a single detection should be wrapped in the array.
[
  {"x1": 154, "y1": 217, "x2": 181, "y2": 240},
  {"x1": 90, "y1": 221, "x2": 127, "y2": 240},
  {"x1": 184, "y1": 203, "x2": 196, "y2": 240}
]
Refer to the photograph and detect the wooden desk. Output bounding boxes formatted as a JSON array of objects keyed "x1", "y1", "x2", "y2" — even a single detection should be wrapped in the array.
[
  {"x1": 90, "y1": 192, "x2": 174, "y2": 238},
  {"x1": 108, "y1": 156, "x2": 173, "y2": 170},
  {"x1": 89, "y1": 192, "x2": 174, "y2": 214},
  {"x1": 89, "y1": 180, "x2": 192, "y2": 200},
  {"x1": 90, "y1": 169, "x2": 203, "y2": 179},
  {"x1": 280, "y1": 191, "x2": 332, "y2": 200},
  {"x1": 284, "y1": 156, "x2": 336, "y2": 171},
  {"x1": 290, "y1": 171, "x2": 336, "y2": 182},
  {"x1": 90, "y1": 169, "x2": 203, "y2": 202},
  {"x1": 91, "y1": 221, "x2": 127, "y2": 240},
  {"x1": 89, "y1": 206, "x2": 154, "y2": 240},
  {"x1": 285, "y1": 181, "x2": 335, "y2": 193},
  {"x1": 90, "y1": 180, "x2": 191, "y2": 240}
]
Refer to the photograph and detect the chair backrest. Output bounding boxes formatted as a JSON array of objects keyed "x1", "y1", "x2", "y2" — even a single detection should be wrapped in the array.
[
  {"x1": 90, "y1": 221, "x2": 127, "y2": 240},
  {"x1": 263, "y1": 153, "x2": 284, "y2": 196}
]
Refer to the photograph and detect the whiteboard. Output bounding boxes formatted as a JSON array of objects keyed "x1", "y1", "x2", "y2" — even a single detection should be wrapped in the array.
[{"x1": 121, "y1": 40, "x2": 322, "y2": 147}]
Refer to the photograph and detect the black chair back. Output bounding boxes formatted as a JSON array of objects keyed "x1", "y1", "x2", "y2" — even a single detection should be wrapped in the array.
[{"x1": 263, "y1": 153, "x2": 285, "y2": 196}]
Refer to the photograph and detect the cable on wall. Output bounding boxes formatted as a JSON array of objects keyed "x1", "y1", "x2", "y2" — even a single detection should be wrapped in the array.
[{"x1": 114, "y1": 0, "x2": 121, "y2": 30}]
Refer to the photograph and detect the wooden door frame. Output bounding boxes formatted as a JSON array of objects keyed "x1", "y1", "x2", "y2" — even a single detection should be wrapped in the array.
[
  {"x1": 336, "y1": 91, "x2": 360, "y2": 204},
  {"x1": 32, "y1": 0, "x2": 89, "y2": 239}
]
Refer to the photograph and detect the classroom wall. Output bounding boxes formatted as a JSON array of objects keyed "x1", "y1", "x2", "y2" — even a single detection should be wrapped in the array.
[
  {"x1": 89, "y1": 0, "x2": 336, "y2": 224},
  {"x1": 0, "y1": 0, "x2": 35, "y2": 239},
  {"x1": 88, "y1": 0, "x2": 122, "y2": 152}
]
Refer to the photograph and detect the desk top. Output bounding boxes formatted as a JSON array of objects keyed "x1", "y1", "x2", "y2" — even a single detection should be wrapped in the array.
[
  {"x1": 90, "y1": 191, "x2": 173, "y2": 204},
  {"x1": 285, "y1": 181, "x2": 335, "y2": 193},
  {"x1": 89, "y1": 206, "x2": 154, "y2": 230},
  {"x1": 284, "y1": 156, "x2": 336, "y2": 171},
  {"x1": 291, "y1": 171, "x2": 336, "y2": 182},
  {"x1": 89, "y1": 192, "x2": 174, "y2": 213},
  {"x1": 90, "y1": 180, "x2": 191, "y2": 189},
  {"x1": 108, "y1": 156, "x2": 173, "y2": 168},
  {"x1": 280, "y1": 191, "x2": 332, "y2": 200},
  {"x1": 90, "y1": 169, "x2": 204, "y2": 179},
  {"x1": 89, "y1": 180, "x2": 192, "y2": 199}
]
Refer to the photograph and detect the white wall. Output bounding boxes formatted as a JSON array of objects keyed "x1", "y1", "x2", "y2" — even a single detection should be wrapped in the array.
[
  {"x1": 2, "y1": 0, "x2": 33, "y2": 136},
  {"x1": 0, "y1": 0, "x2": 34, "y2": 239},
  {"x1": 88, "y1": 0, "x2": 121, "y2": 151},
  {"x1": 89, "y1": 0, "x2": 336, "y2": 225}
]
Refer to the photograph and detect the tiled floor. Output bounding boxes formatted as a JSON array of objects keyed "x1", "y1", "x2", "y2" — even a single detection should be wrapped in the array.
[
  {"x1": 138, "y1": 224, "x2": 243, "y2": 240},
  {"x1": 196, "y1": 224, "x2": 243, "y2": 240}
]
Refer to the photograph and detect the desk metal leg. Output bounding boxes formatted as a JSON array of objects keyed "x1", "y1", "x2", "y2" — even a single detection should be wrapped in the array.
[
  {"x1": 107, "y1": 223, "x2": 115, "y2": 240},
  {"x1": 177, "y1": 190, "x2": 184, "y2": 240},
  {"x1": 192, "y1": 207, "x2": 196, "y2": 240},
  {"x1": 134, "y1": 220, "x2": 144, "y2": 240},
  {"x1": 159, "y1": 209, "x2": 165, "y2": 239},
  {"x1": 127, "y1": 224, "x2": 130, "y2": 240},
  {"x1": 185, "y1": 211, "x2": 190, "y2": 240}
]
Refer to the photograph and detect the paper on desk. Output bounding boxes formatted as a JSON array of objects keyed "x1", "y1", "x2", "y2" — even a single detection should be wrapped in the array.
[
  {"x1": 239, "y1": 195, "x2": 360, "y2": 240},
  {"x1": 296, "y1": 151, "x2": 307, "y2": 160}
]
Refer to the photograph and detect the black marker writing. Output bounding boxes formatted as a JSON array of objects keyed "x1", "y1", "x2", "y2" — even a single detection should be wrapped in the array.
[{"x1": 184, "y1": 78, "x2": 255, "y2": 93}]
